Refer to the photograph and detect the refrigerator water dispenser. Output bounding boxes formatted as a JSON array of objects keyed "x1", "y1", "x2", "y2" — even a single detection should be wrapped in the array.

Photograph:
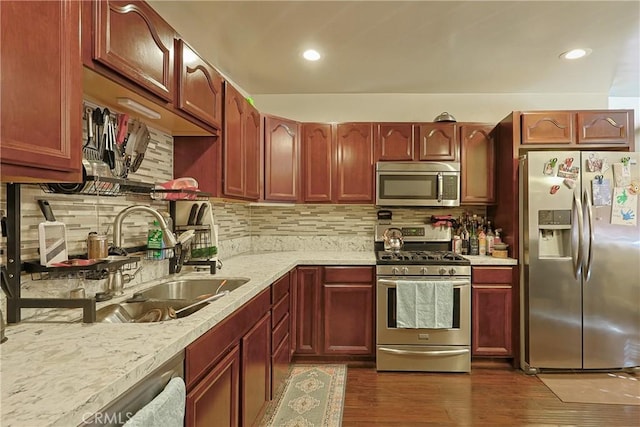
[{"x1": 538, "y1": 210, "x2": 571, "y2": 258}]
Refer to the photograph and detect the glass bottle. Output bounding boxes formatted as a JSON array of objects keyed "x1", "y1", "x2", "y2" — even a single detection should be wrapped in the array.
[
  {"x1": 486, "y1": 221, "x2": 495, "y2": 255},
  {"x1": 469, "y1": 221, "x2": 479, "y2": 256}
]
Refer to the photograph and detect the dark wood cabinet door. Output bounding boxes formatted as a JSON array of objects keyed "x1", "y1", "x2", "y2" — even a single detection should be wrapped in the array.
[
  {"x1": 472, "y1": 267, "x2": 514, "y2": 357},
  {"x1": 376, "y1": 123, "x2": 415, "y2": 161},
  {"x1": 460, "y1": 124, "x2": 496, "y2": 205},
  {"x1": 241, "y1": 312, "x2": 271, "y2": 427},
  {"x1": 417, "y1": 123, "x2": 459, "y2": 161},
  {"x1": 177, "y1": 39, "x2": 222, "y2": 129},
  {"x1": 521, "y1": 112, "x2": 575, "y2": 144},
  {"x1": 243, "y1": 105, "x2": 262, "y2": 200},
  {"x1": 0, "y1": 0, "x2": 82, "y2": 182},
  {"x1": 224, "y1": 83, "x2": 245, "y2": 198},
  {"x1": 302, "y1": 123, "x2": 333, "y2": 202},
  {"x1": 186, "y1": 345, "x2": 240, "y2": 427},
  {"x1": 94, "y1": 0, "x2": 175, "y2": 101},
  {"x1": 323, "y1": 283, "x2": 374, "y2": 355},
  {"x1": 472, "y1": 286, "x2": 513, "y2": 356},
  {"x1": 264, "y1": 116, "x2": 300, "y2": 201},
  {"x1": 334, "y1": 123, "x2": 374, "y2": 203},
  {"x1": 294, "y1": 267, "x2": 321, "y2": 355},
  {"x1": 577, "y1": 110, "x2": 633, "y2": 145}
]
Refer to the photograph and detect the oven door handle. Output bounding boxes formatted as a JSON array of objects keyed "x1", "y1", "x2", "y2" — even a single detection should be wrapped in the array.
[
  {"x1": 378, "y1": 347, "x2": 470, "y2": 357},
  {"x1": 377, "y1": 279, "x2": 470, "y2": 288}
]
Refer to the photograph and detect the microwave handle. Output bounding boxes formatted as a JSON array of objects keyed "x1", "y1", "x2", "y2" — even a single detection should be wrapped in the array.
[{"x1": 437, "y1": 172, "x2": 443, "y2": 202}]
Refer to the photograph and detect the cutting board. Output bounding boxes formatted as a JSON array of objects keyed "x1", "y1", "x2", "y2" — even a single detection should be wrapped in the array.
[{"x1": 37, "y1": 200, "x2": 68, "y2": 266}]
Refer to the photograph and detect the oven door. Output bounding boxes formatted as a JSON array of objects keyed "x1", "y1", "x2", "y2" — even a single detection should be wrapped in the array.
[{"x1": 376, "y1": 277, "x2": 470, "y2": 346}]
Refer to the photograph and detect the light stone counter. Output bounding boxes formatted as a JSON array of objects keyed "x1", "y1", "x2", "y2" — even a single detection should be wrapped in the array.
[
  {"x1": 0, "y1": 250, "x2": 518, "y2": 426},
  {"x1": 0, "y1": 251, "x2": 374, "y2": 427},
  {"x1": 464, "y1": 255, "x2": 518, "y2": 266}
]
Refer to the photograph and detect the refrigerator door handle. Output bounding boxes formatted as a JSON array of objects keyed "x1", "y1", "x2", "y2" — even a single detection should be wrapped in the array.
[
  {"x1": 582, "y1": 189, "x2": 594, "y2": 282},
  {"x1": 572, "y1": 189, "x2": 584, "y2": 280}
]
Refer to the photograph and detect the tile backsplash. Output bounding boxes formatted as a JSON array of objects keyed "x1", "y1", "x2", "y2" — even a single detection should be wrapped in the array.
[{"x1": 1, "y1": 115, "x2": 486, "y2": 308}]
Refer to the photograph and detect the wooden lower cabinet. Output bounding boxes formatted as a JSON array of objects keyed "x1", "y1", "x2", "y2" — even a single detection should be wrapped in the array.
[
  {"x1": 185, "y1": 288, "x2": 271, "y2": 427},
  {"x1": 186, "y1": 345, "x2": 240, "y2": 427},
  {"x1": 271, "y1": 273, "x2": 292, "y2": 398},
  {"x1": 294, "y1": 266, "x2": 375, "y2": 359},
  {"x1": 294, "y1": 267, "x2": 322, "y2": 354},
  {"x1": 471, "y1": 266, "x2": 515, "y2": 357},
  {"x1": 241, "y1": 312, "x2": 271, "y2": 427}
]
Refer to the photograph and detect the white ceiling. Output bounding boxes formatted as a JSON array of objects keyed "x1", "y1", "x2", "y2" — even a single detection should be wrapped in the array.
[{"x1": 149, "y1": 1, "x2": 640, "y2": 97}]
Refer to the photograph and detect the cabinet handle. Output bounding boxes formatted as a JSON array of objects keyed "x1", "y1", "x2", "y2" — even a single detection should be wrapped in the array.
[{"x1": 379, "y1": 347, "x2": 469, "y2": 357}]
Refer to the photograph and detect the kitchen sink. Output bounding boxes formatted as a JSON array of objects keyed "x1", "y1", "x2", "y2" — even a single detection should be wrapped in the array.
[
  {"x1": 94, "y1": 278, "x2": 249, "y2": 323},
  {"x1": 96, "y1": 300, "x2": 186, "y2": 323},
  {"x1": 136, "y1": 278, "x2": 250, "y2": 301}
]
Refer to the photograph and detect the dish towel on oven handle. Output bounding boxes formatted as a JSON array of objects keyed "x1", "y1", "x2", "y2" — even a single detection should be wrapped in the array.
[{"x1": 395, "y1": 281, "x2": 454, "y2": 329}]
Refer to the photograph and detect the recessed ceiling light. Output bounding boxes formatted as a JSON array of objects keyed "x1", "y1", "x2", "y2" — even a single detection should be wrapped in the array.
[
  {"x1": 303, "y1": 49, "x2": 321, "y2": 61},
  {"x1": 559, "y1": 48, "x2": 592, "y2": 60}
]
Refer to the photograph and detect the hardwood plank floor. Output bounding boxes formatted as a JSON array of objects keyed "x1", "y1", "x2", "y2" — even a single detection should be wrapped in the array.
[{"x1": 342, "y1": 362, "x2": 640, "y2": 426}]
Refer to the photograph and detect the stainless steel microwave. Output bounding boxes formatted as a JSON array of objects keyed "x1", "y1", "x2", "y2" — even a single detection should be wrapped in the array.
[{"x1": 376, "y1": 162, "x2": 460, "y2": 207}]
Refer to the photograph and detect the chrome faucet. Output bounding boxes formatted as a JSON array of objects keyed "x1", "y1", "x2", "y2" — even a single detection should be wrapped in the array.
[
  {"x1": 113, "y1": 205, "x2": 177, "y2": 249},
  {"x1": 109, "y1": 205, "x2": 178, "y2": 295}
]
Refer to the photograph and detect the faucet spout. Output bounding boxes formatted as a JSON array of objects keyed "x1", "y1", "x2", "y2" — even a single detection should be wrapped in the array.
[{"x1": 113, "y1": 205, "x2": 177, "y2": 249}]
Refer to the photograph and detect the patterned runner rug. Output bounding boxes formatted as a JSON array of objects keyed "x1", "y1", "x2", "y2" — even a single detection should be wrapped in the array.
[
  {"x1": 260, "y1": 364, "x2": 347, "y2": 426},
  {"x1": 538, "y1": 372, "x2": 640, "y2": 405}
]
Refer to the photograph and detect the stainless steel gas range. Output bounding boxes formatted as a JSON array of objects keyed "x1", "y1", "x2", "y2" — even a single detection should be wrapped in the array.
[{"x1": 375, "y1": 224, "x2": 471, "y2": 373}]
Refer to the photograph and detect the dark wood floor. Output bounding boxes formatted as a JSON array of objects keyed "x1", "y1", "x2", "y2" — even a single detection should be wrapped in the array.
[{"x1": 341, "y1": 361, "x2": 640, "y2": 426}]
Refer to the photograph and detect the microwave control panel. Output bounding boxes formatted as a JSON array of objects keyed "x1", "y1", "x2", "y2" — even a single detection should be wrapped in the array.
[{"x1": 442, "y1": 175, "x2": 459, "y2": 199}]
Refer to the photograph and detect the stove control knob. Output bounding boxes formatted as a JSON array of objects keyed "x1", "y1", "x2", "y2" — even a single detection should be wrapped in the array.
[
  {"x1": 439, "y1": 268, "x2": 447, "y2": 275},
  {"x1": 449, "y1": 268, "x2": 456, "y2": 276},
  {"x1": 421, "y1": 267, "x2": 429, "y2": 275},
  {"x1": 402, "y1": 267, "x2": 409, "y2": 275},
  {"x1": 392, "y1": 267, "x2": 400, "y2": 275}
]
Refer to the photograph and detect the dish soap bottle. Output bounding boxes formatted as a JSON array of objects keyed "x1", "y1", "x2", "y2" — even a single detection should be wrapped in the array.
[{"x1": 147, "y1": 220, "x2": 165, "y2": 260}]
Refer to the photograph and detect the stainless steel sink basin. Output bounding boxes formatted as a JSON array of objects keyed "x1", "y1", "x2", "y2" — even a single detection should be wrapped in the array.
[
  {"x1": 138, "y1": 278, "x2": 250, "y2": 301},
  {"x1": 94, "y1": 278, "x2": 249, "y2": 323}
]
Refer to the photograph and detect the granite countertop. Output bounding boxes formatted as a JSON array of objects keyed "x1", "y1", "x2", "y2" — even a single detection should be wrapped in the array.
[{"x1": 0, "y1": 250, "x2": 517, "y2": 426}]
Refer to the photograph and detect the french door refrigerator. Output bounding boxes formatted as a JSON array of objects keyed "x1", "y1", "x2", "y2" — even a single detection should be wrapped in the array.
[{"x1": 521, "y1": 150, "x2": 639, "y2": 372}]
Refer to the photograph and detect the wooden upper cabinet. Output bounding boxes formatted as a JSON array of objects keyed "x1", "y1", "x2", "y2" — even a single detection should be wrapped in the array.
[
  {"x1": 375, "y1": 123, "x2": 415, "y2": 161},
  {"x1": 460, "y1": 124, "x2": 496, "y2": 205},
  {"x1": 243, "y1": 104, "x2": 261, "y2": 200},
  {"x1": 417, "y1": 123, "x2": 459, "y2": 161},
  {"x1": 177, "y1": 39, "x2": 222, "y2": 129},
  {"x1": 264, "y1": 116, "x2": 300, "y2": 202},
  {"x1": 94, "y1": 0, "x2": 175, "y2": 102},
  {"x1": 223, "y1": 83, "x2": 245, "y2": 198},
  {"x1": 577, "y1": 110, "x2": 633, "y2": 145},
  {"x1": 302, "y1": 123, "x2": 333, "y2": 202},
  {"x1": 335, "y1": 123, "x2": 374, "y2": 203},
  {"x1": 0, "y1": 0, "x2": 83, "y2": 182},
  {"x1": 521, "y1": 112, "x2": 575, "y2": 144}
]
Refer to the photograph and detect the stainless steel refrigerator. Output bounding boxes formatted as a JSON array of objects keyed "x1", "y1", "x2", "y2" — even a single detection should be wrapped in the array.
[{"x1": 521, "y1": 150, "x2": 640, "y2": 372}]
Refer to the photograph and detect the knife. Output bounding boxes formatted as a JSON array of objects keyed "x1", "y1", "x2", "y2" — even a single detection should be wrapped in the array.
[
  {"x1": 130, "y1": 123, "x2": 150, "y2": 172},
  {"x1": 187, "y1": 203, "x2": 199, "y2": 226},
  {"x1": 195, "y1": 203, "x2": 208, "y2": 225}
]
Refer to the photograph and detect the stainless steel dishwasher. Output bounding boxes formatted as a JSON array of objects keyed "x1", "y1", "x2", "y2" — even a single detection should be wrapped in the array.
[{"x1": 79, "y1": 351, "x2": 185, "y2": 427}]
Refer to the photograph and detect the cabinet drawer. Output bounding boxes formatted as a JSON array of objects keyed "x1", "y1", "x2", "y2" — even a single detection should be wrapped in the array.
[
  {"x1": 271, "y1": 273, "x2": 291, "y2": 303},
  {"x1": 324, "y1": 266, "x2": 374, "y2": 283},
  {"x1": 472, "y1": 267, "x2": 513, "y2": 284},
  {"x1": 272, "y1": 293, "x2": 290, "y2": 328},
  {"x1": 272, "y1": 312, "x2": 290, "y2": 350},
  {"x1": 272, "y1": 333, "x2": 291, "y2": 399}
]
